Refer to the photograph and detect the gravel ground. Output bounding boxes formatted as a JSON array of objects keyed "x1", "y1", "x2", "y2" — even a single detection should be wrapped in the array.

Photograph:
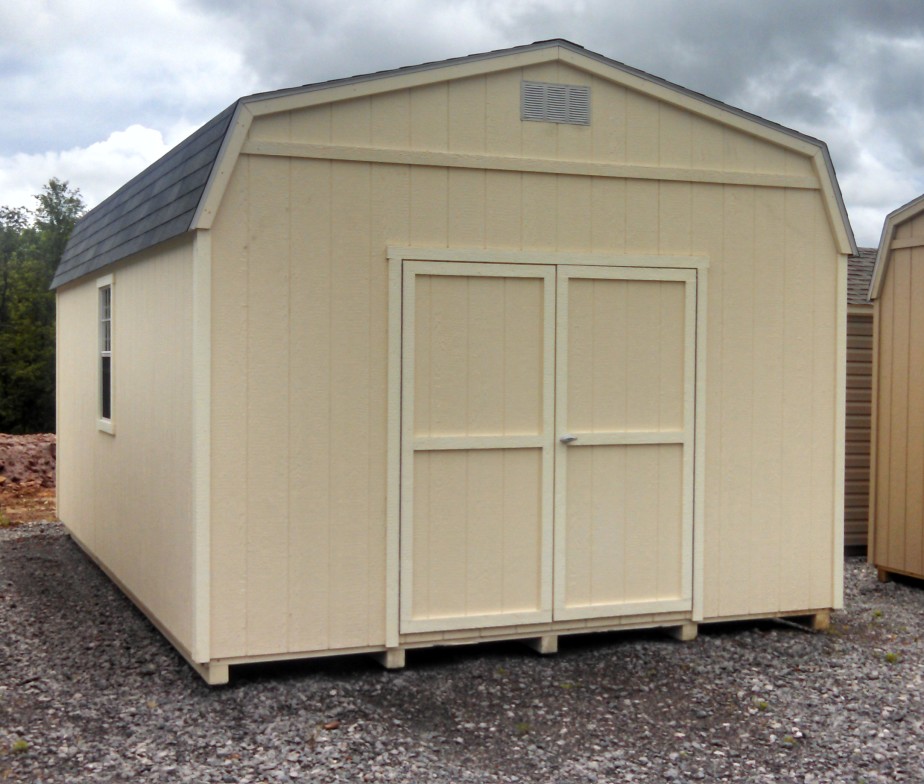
[{"x1": 2, "y1": 522, "x2": 923, "y2": 783}]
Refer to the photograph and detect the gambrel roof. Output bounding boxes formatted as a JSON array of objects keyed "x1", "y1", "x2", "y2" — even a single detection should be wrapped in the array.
[{"x1": 53, "y1": 39, "x2": 856, "y2": 289}]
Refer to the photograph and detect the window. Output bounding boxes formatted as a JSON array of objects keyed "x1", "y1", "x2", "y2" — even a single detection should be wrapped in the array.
[{"x1": 97, "y1": 275, "x2": 114, "y2": 433}]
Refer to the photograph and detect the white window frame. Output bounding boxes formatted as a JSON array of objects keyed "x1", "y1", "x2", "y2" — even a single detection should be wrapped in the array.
[{"x1": 97, "y1": 274, "x2": 114, "y2": 434}]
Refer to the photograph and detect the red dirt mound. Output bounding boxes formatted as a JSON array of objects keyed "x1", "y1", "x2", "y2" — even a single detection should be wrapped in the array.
[{"x1": 0, "y1": 433, "x2": 56, "y2": 524}]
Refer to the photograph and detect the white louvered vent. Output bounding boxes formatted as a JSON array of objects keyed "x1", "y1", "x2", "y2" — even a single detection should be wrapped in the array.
[{"x1": 521, "y1": 81, "x2": 591, "y2": 125}]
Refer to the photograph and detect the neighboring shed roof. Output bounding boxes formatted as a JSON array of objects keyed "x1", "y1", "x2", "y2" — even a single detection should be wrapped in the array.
[
  {"x1": 869, "y1": 192, "x2": 924, "y2": 300},
  {"x1": 848, "y1": 247, "x2": 877, "y2": 306},
  {"x1": 51, "y1": 103, "x2": 237, "y2": 288},
  {"x1": 53, "y1": 39, "x2": 857, "y2": 289}
]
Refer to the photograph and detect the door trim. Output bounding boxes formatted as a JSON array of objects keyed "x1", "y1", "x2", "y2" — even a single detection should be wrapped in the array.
[{"x1": 386, "y1": 248, "x2": 709, "y2": 646}]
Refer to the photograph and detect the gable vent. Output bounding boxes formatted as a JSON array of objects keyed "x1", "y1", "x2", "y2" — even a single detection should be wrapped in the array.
[{"x1": 521, "y1": 81, "x2": 591, "y2": 125}]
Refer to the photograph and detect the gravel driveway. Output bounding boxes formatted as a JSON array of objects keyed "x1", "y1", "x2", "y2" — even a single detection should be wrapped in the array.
[{"x1": 2, "y1": 522, "x2": 923, "y2": 783}]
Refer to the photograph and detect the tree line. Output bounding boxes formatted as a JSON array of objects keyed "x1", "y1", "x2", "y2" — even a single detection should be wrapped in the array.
[{"x1": 0, "y1": 178, "x2": 84, "y2": 434}]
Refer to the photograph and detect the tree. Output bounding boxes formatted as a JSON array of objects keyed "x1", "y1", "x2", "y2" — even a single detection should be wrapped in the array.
[{"x1": 0, "y1": 180, "x2": 84, "y2": 433}]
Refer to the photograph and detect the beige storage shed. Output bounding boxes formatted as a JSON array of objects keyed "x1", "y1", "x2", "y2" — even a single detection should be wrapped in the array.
[
  {"x1": 868, "y1": 195, "x2": 924, "y2": 581},
  {"x1": 54, "y1": 40, "x2": 856, "y2": 685},
  {"x1": 845, "y1": 248, "x2": 876, "y2": 551}
]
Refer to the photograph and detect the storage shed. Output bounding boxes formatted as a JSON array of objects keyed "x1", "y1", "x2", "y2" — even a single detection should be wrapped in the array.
[
  {"x1": 54, "y1": 40, "x2": 856, "y2": 684},
  {"x1": 845, "y1": 248, "x2": 876, "y2": 551},
  {"x1": 868, "y1": 195, "x2": 924, "y2": 581}
]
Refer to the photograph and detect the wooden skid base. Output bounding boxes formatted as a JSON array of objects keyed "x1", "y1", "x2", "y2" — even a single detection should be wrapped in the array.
[
  {"x1": 373, "y1": 648, "x2": 406, "y2": 670},
  {"x1": 176, "y1": 610, "x2": 839, "y2": 685},
  {"x1": 192, "y1": 660, "x2": 229, "y2": 686},
  {"x1": 523, "y1": 635, "x2": 559, "y2": 655},
  {"x1": 667, "y1": 622, "x2": 698, "y2": 642},
  {"x1": 787, "y1": 610, "x2": 831, "y2": 632}
]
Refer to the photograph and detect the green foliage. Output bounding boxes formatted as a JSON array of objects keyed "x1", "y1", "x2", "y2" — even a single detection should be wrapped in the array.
[
  {"x1": 0, "y1": 179, "x2": 84, "y2": 433},
  {"x1": 11, "y1": 739, "x2": 29, "y2": 753}
]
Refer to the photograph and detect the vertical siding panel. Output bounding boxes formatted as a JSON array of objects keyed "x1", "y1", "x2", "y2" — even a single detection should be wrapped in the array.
[
  {"x1": 690, "y1": 116, "x2": 724, "y2": 170},
  {"x1": 692, "y1": 183, "x2": 724, "y2": 618},
  {"x1": 331, "y1": 98, "x2": 372, "y2": 146},
  {"x1": 809, "y1": 200, "x2": 836, "y2": 609},
  {"x1": 288, "y1": 159, "x2": 332, "y2": 652},
  {"x1": 250, "y1": 112, "x2": 291, "y2": 143},
  {"x1": 467, "y1": 277, "x2": 504, "y2": 434},
  {"x1": 717, "y1": 186, "x2": 755, "y2": 617},
  {"x1": 888, "y1": 256, "x2": 911, "y2": 571},
  {"x1": 411, "y1": 83, "x2": 449, "y2": 151},
  {"x1": 484, "y1": 70, "x2": 522, "y2": 157},
  {"x1": 485, "y1": 171, "x2": 522, "y2": 248},
  {"x1": 448, "y1": 169, "x2": 486, "y2": 247},
  {"x1": 211, "y1": 162, "x2": 250, "y2": 656},
  {"x1": 502, "y1": 450, "x2": 544, "y2": 612},
  {"x1": 659, "y1": 182, "x2": 692, "y2": 254},
  {"x1": 658, "y1": 104, "x2": 691, "y2": 168},
  {"x1": 371, "y1": 90, "x2": 411, "y2": 148},
  {"x1": 565, "y1": 447, "x2": 593, "y2": 607},
  {"x1": 625, "y1": 91, "x2": 660, "y2": 165},
  {"x1": 591, "y1": 77, "x2": 627, "y2": 164},
  {"x1": 557, "y1": 176, "x2": 592, "y2": 251},
  {"x1": 410, "y1": 168, "x2": 449, "y2": 246},
  {"x1": 289, "y1": 104, "x2": 332, "y2": 144},
  {"x1": 779, "y1": 189, "x2": 815, "y2": 609},
  {"x1": 328, "y1": 161, "x2": 373, "y2": 647},
  {"x1": 590, "y1": 178, "x2": 627, "y2": 252},
  {"x1": 722, "y1": 129, "x2": 756, "y2": 172},
  {"x1": 625, "y1": 180, "x2": 659, "y2": 252},
  {"x1": 245, "y1": 156, "x2": 291, "y2": 655},
  {"x1": 903, "y1": 256, "x2": 924, "y2": 575},
  {"x1": 448, "y1": 76, "x2": 486, "y2": 153},
  {"x1": 749, "y1": 187, "x2": 785, "y2": 613},
  {"x1": 466, "y1": 450, "x2": 504, "y2": 614},
  {"x1": 522, "y1": 173, "x2": 558, "y2": 249},
  {"x1": 624, "y1": 446, "x2": 660, "y2": 600}
]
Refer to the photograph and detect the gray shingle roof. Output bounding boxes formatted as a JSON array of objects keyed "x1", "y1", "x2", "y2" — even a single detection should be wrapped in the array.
[
  {"x1": 51, "y1": 102, "x2": 237, "y2": 289},
  {"x1": 848, "y1": 247, "x2": 877, "y2": 305},
  {"x1": 53, "y1": 39, "x2": 857, "y2": 289}
]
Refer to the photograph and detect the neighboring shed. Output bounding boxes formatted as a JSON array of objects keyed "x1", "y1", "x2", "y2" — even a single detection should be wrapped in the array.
[
  {"x1": 845, "y1": 247, "x2": 876, "y2": 551},
  {"x1": 54, "y1": 40, "x2": 856, "y2": 685},
  {"x1": 868, "y1": 195, "x2": 924, "y2": 581}
]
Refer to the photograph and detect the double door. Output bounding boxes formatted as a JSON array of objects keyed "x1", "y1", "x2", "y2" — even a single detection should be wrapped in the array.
[{"x1": 400, "y1": 260, "x2": 696, "y2": 634}]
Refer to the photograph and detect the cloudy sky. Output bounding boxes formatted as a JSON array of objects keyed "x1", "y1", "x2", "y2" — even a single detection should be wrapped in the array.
[{"x1": 3, "y1": 0, "x2": 924, "y2": 247}]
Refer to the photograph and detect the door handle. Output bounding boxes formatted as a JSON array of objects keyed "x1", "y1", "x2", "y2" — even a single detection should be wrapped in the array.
[{"x1": 559, "y1": 434, "x2": 578, "y2": 444}]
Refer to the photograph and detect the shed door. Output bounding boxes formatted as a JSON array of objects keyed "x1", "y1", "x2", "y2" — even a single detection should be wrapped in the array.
[
  {"x1": 399, "y1": 261, "x2": 695, "y2": 635},
  {"x1": 553, "y1": 267, "x2": 695, "y2": 620},
  {"x1": 400, "y1": 262, "x2": 556, "y2": 633}
]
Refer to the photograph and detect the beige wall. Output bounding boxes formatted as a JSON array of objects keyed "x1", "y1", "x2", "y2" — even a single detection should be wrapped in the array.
[
  {"x1": 207, "y1": 61, "x2": 841, "y2": 659},
  {"x1": 57, "y1": 238, "x2": 197, "y2": 651},
  {"x1": 871, "y1": 226, "x2": 924, "y2": 576}
]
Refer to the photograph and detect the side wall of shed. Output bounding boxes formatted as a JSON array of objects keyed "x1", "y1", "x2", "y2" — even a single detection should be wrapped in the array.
[
  {"x1": 207, "y1": 64, "x2": 842, "y2": 660},
  {"x1": 871, "y1": 217, "x2": 924, "y2": 576},
  {"x1": 56, "y1": 239, "x2": 197, "y2": 652},
  {"x1": 845, "y1": 308, "x2": 873, "y2": 549}
]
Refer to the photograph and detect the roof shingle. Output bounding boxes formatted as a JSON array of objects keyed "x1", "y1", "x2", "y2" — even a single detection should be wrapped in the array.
[{"x1": 848, "y1": 247, "x2": 877, "y2": 305}]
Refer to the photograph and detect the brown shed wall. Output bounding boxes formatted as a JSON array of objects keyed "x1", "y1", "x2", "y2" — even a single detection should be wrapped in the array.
[
  {"x1": 871, "y1": 224, "x2": 924, "y2": 577},
  {"x1": 845, "y1": 309, "x2": 873, "y2": 549}
]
